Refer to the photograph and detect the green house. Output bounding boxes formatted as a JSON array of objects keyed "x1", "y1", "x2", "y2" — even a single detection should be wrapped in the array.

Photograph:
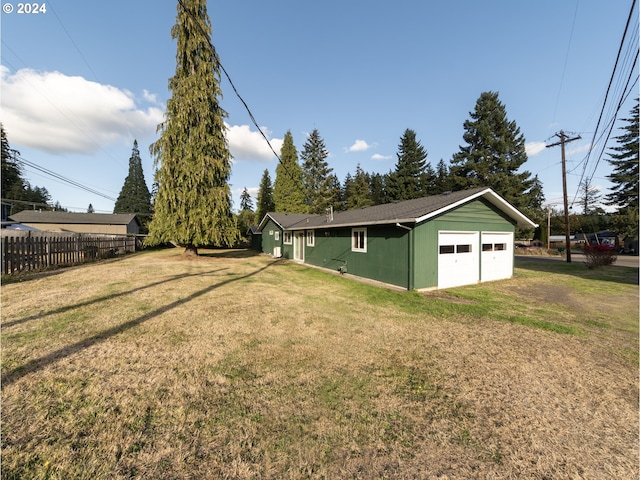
[{"x1": 257, "y1": 188, "x2": 537, "y2": 290}]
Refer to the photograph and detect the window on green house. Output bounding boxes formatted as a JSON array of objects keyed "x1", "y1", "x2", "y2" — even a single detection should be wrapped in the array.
[
  {"x1": 283, "y1": 231, "x2": 292, "y2": 244},
  {"x1": 352, "y1": 228, "x2": 367, "y2": 252},
  {"x1": 306, "y1": 230, "x2": 315, "y2": 247}
]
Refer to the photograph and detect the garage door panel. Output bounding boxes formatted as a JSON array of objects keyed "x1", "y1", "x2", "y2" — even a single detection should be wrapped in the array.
[
  {"x1": 438, "y1": 232, "x2": 479, "y2": 289},
  {"x1": 481, "y1": 232, "x2": 513, "y2": 282}
]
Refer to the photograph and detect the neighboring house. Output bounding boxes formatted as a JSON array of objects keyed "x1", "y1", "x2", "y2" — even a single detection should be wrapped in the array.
[
  {"x1": 258, "y1": 188, "x2": 537, "y2": 290},
  {"x1": 246, "y1": 226, "x2": 262, "y2": 251},
  {"x1": 8, "y1": 211, "x2": 141, "y2": 235}
]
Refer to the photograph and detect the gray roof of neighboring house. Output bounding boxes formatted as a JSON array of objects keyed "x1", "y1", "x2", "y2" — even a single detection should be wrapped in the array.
[
  {"x1": 258, "y1": 213, "x2": 311, "y2": 231},
  {"x1": 9, "y1": 211, "x2": 140, "y2": 226},
  {"x1": 259, "y1": 188, "x2": 537, "y2": 231}
]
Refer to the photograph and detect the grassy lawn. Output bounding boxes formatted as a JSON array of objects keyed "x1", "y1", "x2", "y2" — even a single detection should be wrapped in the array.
[{"x1": 1, "y1": 249, "x2": 638, "y2": 479}]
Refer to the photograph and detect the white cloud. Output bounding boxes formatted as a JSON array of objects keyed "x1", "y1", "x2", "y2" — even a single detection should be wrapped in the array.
[
  {"x1": 225, "y1": 123, "x2": 283, "y2": 162},
  {"x1": 525, "y1": 141, "x2": 547, "y2": 157},
  {"x1": 346, "y1": 139, "x2": 371, "y2": 152},
  {"x1": 567, "y1": 142, "x2": 591, "y2": 157},
  {"x1": 0, "y1": 66, "x2": 163, "y2": 154},
  {"x1": 371, "y1": 153, "x2": 393, "y2": 161},
  {"x1": 142, "y1": 89, "x2": 161, "y2": 105}
]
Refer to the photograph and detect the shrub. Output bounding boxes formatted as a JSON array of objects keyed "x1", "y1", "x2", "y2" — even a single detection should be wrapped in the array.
[{"x1": 583, "y1": 244, "x2": 617, "y2": 268}]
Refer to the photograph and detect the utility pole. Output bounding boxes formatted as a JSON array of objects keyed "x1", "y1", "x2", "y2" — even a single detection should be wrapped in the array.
[{"x1": 546, "y1": 131, "x2": 581, "y2": 263}]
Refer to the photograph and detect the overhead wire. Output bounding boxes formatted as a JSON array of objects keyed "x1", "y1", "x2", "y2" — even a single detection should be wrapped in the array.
[
  {"x1": 570, "y1": 0, "x2": 638, "y2": 206},
  {"x1": 15, "y1": 155, "x2": 117, "y2": 202}
]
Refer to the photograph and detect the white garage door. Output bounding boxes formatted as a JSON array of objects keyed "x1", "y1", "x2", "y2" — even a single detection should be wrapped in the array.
[
  {"x1": 481, "y1": 232, "x2": 513, "y2": 282},
  {"x1": 438, "y1": 232, "x2": 479, "y2": 289}
]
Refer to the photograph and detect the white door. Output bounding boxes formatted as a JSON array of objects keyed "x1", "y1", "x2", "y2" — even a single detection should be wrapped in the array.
[
  {"x1": 481, "y1": 232, "x2": 513, "y2": 282},
  {"x1": 293, "y1": 232, "x2": 305, "y2": 261},
  {"x1": 438, "y1": 232, "x2": 479, "y2": 289}
]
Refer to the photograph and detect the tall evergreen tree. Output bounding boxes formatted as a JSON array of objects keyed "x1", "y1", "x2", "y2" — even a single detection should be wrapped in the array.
[
  {"x1": 386, "y1": 129, "x2": 428, "y2": 201},
  {"x1": 146, "y1": 0, "x2": 238, "y2": 255},
  {"x1": 369, "y1": 173, "x2": 387, "y2": 205},
  {"x1": 255, "y1": 169, "x2": 275, "y2": 223},
  {"x1": 237, "y1": 187, "x2": 255, "y2": 242},
  {"x1": 341, "y1": 172, "x2": 353, "y2": 210},
  {"x1": 577, "y1": 178, "x2": 602, "y2": 215},
  {"x1": 450, "y1": 91, "x2": 544, "y2": 215},
  {"x1": 301, "y1": 129, "x2": 334, "y2": 214},
  {"x1": 114, "y1": 140, "x2": 152, "y2": 231},
  {"x1": 1, "y1": 124, "x2": 23, "y2": 198},
  {"x1": 345, "y1": 164, "x2": 374, "y2": 209},
  {"x1": 273, "y1": 131, "x2": 306, "y2": 213},
  {"x1": 240, "y1": 187, "x2": 254, "y2": 212},
  {"x1": 606, "y1": 100, "x2": 639, "y2": 211},
  {"x1": 1, "y1": 124, "x2": 52, "y2": 215},
  {"x1": 433, "y1": 159, "x2": 453, "y2": 194},
  {"x1": 87, "y1": 203, "x2": 95, "y2": 213}
]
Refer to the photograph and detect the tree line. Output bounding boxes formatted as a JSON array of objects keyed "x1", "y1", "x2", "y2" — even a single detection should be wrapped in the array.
[{"x1": 252, "y1": 92, "x2": 545, "y2": 233}]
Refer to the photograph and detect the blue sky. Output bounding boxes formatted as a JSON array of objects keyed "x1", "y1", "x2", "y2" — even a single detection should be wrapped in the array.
[{"x1": 1, "y1": 1, "x2": 637, "y2": 214}]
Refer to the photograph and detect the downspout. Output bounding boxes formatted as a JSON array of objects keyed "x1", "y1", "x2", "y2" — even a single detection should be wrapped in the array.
[{"x1": 396, "y1": 223, "x2": 414, "y2": 290}]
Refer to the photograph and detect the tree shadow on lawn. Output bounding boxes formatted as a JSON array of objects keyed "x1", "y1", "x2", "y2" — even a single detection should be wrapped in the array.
[
  {"x1": 196, "y1": 248, "x2": 261, "y2": 259},
  {"x1": 1, "y1": 261, "x2": 277, "y2": 387},
  {"x1": 515, "y1": 256, "x2": 639, "y2": 286},
  {"x1": 1, "y1": 269, "x2": 229, "y2": 329}
]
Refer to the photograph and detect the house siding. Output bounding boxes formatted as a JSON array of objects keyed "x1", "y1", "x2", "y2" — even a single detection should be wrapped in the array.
[
  {"x1": 301, "y1": 225, "x2": 410, "y2": 289},
  {"x1": 412, "y1": 199, "x2": 516, "y2": 289},
  {"x1": 261, "y1": 219, "x2": 282, "y2": 256}
]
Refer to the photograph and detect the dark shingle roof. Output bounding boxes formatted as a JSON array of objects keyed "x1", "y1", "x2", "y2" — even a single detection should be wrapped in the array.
[
  {"x1": 255, "y1": 188, "x2": 538, "y2": 232},
  {"x1": 258, "y1": 212, "x2": 310, "y2": 231},
  {"x1": 9, "y1": 211, "x2": 139, "y2": 226}
]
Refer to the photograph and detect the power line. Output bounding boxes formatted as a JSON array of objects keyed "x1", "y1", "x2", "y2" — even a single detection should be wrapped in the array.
[
  {"x1": 573, "y1": 0, "x2": 638, "y2": 201},
  {"x1": 15, "y1": 155, "x2": 117, "y2": 202}
]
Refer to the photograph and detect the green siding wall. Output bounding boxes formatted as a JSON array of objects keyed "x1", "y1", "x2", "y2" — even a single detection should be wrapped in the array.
[
  {"x1": 261, "y1": 219, "x2": 282, "y2": 256},
  {"x1": 412, "y1": 199, "x2": 516, "y2": 289},
  {"x1": 302, "y1": 225, "x2": 410, "y2": 288}
]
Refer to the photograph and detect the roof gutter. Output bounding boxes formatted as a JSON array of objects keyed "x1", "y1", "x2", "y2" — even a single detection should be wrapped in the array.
[{"x1": 395, "y1": 222, "x2": 412, "y2": 231}]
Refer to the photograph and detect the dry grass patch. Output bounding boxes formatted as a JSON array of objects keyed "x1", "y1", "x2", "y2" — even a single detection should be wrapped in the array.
[{"x1": 2, "y1": 249, "x2": 638, "y2": 479}]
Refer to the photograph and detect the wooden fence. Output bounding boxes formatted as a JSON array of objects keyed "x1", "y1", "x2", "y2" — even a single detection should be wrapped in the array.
[{"x1": 1, "y1": 232, "x2": 137, "y2": 275}]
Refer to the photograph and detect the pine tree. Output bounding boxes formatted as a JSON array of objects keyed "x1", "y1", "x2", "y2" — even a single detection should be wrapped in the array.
[
  {"x1": 301, "y1": 129, "x2": 334, "y2": 214},
  {"x1": 433, "y1": 159, "x2": 453, "y2": 194},
  {"x1": 386, "y1": 129, "x2": 428, "y2": 201},
  {"x1": 1, "y1": 124, "x2": 23, "y2": 198},
  {"x1": 346, "y1": 164, "x2": 374, "y2": 209},
  {"x1": 606, "y1": 100, "x2": 639, "y2": 211},
  {"x1": 450, "y1": 91, "x2": 544, "y2": 215},
  {"x1": 240, "y1": 187, "x2": 254, "y2": 212},
  {"x1": 255, "y1": 169, "x2": 275, "y2": 223},
  {"x1": 87, "y1": 203, "x2": 95, "y2": 213},
  {"x1": 146, "y1": 0, "x2": 238, "y2": 254},
  {"x1": 578, "y1": 179, "x2": 602, "y2": 215},
  {"x1": 1, "y1": 124, "x2": 52, "y2": 215},
  {"x1": 273, "y1": 131, "x2": 306, "y2": 213},
  {"x1": 369, "y1": 173, "x2": 387, "y2": 205},
  {"x1": 114, "y1": 140, "x2": 152, "y2": 231},
  {"x1": 237, "y1": 187, "x2": 255, "y2": 242}
]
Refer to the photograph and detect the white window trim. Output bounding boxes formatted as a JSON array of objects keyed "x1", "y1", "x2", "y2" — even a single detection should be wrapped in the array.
[
  {"x1": 283, "y1": 231, "x2": 293, "y2": 245},
  {"x1": 352, "y1": 227, "x2": 367, "y2": 252},
  {"x1": 306, "y1": 230, "x2": 315, "y2": 247}
]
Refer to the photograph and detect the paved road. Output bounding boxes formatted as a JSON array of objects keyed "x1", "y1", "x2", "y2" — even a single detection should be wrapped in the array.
[{"x1": 516, "y1": 253, "x2": 639, "y2": 268}]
